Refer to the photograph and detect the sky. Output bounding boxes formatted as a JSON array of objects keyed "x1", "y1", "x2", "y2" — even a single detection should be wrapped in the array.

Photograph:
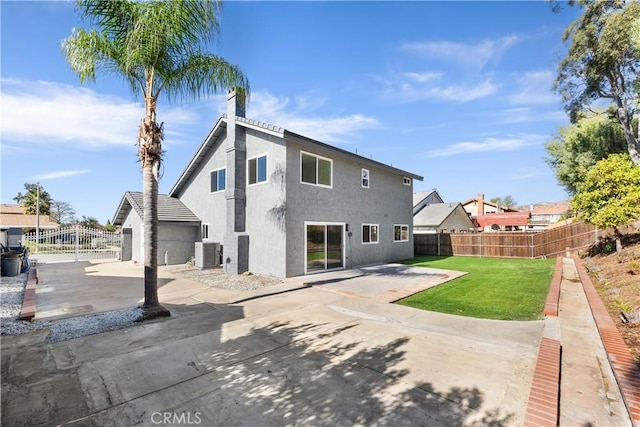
[{"x1": 1, "y1": 1, "x2": 580, "y2": 224}]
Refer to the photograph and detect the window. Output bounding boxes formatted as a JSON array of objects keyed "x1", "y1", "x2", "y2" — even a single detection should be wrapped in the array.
[
  {"x1": 248, "y1": 154, "x2": 267, "y2": 185},
  {"x1": 301, "y1": 151, "x2": 332, "y2": 187},
  {"x1": 362, "y1": 224, "x2": 378, "y2": 244},
  {"x1": 394, "y1": 224, "x2": 409, "y2": 242},
  {"x1": 362, "y1": 169, "x2": 370, "y2": 188},
  {"x1": 403, "y1": 177, "x2": 411, "y2": 186},
  {"x1": 210, "y1": 168, "x2": 226, "y2": 192},
  {"x1": 201, "y1": 223, "x2": 209, "y2": 240}
]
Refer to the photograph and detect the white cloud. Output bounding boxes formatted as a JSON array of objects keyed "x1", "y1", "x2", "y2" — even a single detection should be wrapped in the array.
[
  {"x1": 0, "y1": 78, "x2": 197, "y2": 148},
  {"x1": 402, "y1": 71, "x2": 443, "y2": 83},
  {"x1": 28, "y1": 170, "x2": 90, "y2": 180},
  {"x1": 246, "y1": 91, "x2": 380, "y2": 143},
  {"x1": 400, "y1": 36, "x2": 518, "y2": 70},
  {"x1": 497, "y1": 107, "x2": 567, "y2": 124},
  {"x1": 381, "y1": 75, "x2": 498, "y2": 103},
  {"x1": 424, "y1": 133, "x2": 543, "y2": 158},
  {"x1": 510, "y1": 168, "x2": 544, "y2": 180},
  {"x1": 508, "y1": 70, "x2": 559, "y2": 105}
]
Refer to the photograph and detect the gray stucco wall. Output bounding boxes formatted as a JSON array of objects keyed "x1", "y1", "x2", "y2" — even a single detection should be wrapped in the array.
[
  {"x1": 177, "y1": 127, "x2": 288, "y2": 278},
  {"x1": 120, "y1": 209, "x2": 197, "y2": 265},
  {"x1": 284, "y1": 139, "x2": 415, "y2": 277},
  {"x1": 178, "y1": 132, "x2": 230, "y2": 245},
  {"x1": 120, "y1": 209, "x2": 143, "y2": 263},
  {"x1": 243, "y1": 129, "x2": 287, "y2": 277}
]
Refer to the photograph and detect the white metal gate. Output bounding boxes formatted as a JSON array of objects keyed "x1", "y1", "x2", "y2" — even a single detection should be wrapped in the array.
[{"x1": 23, "y1": 225, "x2": 122, "y2": 263}]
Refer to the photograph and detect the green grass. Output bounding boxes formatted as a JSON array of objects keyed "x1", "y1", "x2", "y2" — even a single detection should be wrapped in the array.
[{"x1": 397, "y1": 256, "x2": 556, "y2": 321}]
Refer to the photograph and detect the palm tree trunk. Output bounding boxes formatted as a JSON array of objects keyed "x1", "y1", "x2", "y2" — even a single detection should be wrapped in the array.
[{"x1": 137, "y1": 111, "x2": 170, "y2": 321}]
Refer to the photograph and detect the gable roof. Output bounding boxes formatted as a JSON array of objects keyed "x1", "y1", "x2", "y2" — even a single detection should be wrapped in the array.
[
  {"x1": 0, "y1": 204, "x2": 59, "y2": 229},
  {"x1": 112, "y1": 191, "x2": 200, "y2": 225},
  {"x1": 414, "y1": 203, "x2": 461, "y2": 227},
  {"x1": 169, "y1": 115, "x2": 423, "y2": 198},
  {"x1": 412, "y1": 190, "x2": 445, "y2": 215}
]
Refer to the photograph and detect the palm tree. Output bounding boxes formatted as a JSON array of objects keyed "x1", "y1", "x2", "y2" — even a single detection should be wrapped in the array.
[{"x1": 63, "y1": 0, "x2": 250, "y2": 320}]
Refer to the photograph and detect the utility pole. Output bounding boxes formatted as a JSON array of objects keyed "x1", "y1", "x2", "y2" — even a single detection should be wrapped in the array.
[{"x1": 36, "y1": 182, "x2": 40, "y2": 253}]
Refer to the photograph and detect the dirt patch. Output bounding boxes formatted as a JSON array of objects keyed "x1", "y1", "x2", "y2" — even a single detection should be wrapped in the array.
[{"x1": 582, "y1": 233, "x2": 640, "y2": 365}]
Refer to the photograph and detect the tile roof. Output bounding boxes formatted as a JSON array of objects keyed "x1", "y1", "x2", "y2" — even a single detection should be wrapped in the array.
[{"x1": 112, "y1": 191, "x2": 200, "y2": 225}]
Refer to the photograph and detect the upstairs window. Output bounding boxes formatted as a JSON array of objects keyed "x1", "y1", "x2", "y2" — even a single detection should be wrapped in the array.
[
  {"x1": 362, "y1": 224, "x2": 378, "y2": 244},
  {"x1": 403, "y1": 177, "x2": 412, "y2": 186},
  {"x1": 301, "y1": 151, "x2": 332, "y2": 187},
  {"x1": 248, "y1": 154, "x2": 268, "y2": 185},
  {"x1": 362, "y1": 169, "x2": 370, "y2": 188},
  {"x1": 210, "y1": 168, "x2": 226, "y2": 193}
]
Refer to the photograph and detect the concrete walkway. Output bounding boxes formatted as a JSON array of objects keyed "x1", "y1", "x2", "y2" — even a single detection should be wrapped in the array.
[{"x1": 1, "y1": 258, "x2": 637, "y2": 426}]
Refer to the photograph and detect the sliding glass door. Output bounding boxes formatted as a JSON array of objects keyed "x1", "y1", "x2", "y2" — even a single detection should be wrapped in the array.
[{"x1": 306, "y1": 223, "x2": 344, "y2": 273}]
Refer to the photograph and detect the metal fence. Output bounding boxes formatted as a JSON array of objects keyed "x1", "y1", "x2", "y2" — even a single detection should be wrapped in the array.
[
  {"x1": 415, "y1": 221, "x2": 639, "y2": 259},
  {"x1": 23, "y1": 225, "x2": 122, "y2": 263}
]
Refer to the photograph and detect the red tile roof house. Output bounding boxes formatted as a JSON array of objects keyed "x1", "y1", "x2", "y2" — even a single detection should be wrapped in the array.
[
  {"x1": 461, "y1": 194, "x2": 530, "y2": 232},
  {"x1": 113, "y1": 88, "x2": 423, "y2": 278}
]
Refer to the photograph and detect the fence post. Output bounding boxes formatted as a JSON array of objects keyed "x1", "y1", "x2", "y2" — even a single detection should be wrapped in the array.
[
  {"x1": 75, "y1": 225, "x2": 80, "y2": 263},
  {"x1": 437, "y1": 232, "x2": 441, "y2": 256},
  {"x1": 530, "y1": 233, "x2": 534, "y2": 259}
]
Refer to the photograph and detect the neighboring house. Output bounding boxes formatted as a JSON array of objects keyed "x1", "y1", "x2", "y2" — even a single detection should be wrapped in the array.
[
  {"x1": 412, "y1": 190, "x2": 444, "y2": 215},
  {"x1": 115, "y1": 88, "x2": 423, "y2": 278},
  {"x1": 461, "y1": 194, "x2": 530, "y2": 232},
  {"x1": 519, "y1": 201, "x2": 571, "y2": 232},
  {"x1": 112, "y1": 192, "x2": 200, "y2": 265},
  {"x1": 0, "y1": 204, "x2": 60, "y2": 247},
  {"x1": 413, "y1": 202, "x2": 476, "y2": 234}
]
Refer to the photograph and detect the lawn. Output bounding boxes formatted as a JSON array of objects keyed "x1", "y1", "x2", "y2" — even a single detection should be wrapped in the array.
[{"x1": 397, "y1": 256, "x2": 556, "y2": 321}]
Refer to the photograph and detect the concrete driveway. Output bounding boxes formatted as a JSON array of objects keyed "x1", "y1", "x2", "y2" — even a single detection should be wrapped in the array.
[{"x1": 2, "y1": 261, "x2": 543, "y2": 426}]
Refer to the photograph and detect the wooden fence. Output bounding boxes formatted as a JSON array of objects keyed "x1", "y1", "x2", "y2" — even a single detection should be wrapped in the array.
[{"x1": 414, "y1": 221, "x2": 638, "y2": 259}]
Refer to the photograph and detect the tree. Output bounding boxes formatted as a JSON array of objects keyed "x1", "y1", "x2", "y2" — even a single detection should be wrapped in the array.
[
  {"x1": 571, "y1": 153, "x2": 640, "y2": 251},
  {"x1": 104, "y1": 219, "x2": 116, "y2": 232},
  {"x1": 13, "y1": 183, "x2": 51, "y2": 215},
  {"x1": 489, "y1": 195, "x2": 517, "y2": 208},
  {"x1": 63, "y1": 0, "x2": 249, "y2": 321},
  {"x1": 78, "y1": 216, "x2": 101, "y2": 229},
  {"x1": 50, "y1": 200, "x2": 76, "y2": 225},
  {"x1": 545, "y1": 111, "x2": 628, "y2": 195},
  {"x1": 554, "y1": 0, "x2": 640, "y2": 164}
]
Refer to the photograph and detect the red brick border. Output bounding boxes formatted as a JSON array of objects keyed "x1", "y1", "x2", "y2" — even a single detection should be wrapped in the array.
[
  {"x1": 19, "y1": 268, "x2": 38, "y2": 321},
  {"x1": 573, "y1": 255, "x2": 640, "y2": 426},
  {"x1": 543, "y1": 257, "x2": 563, "y2": 317},
  {"x1": 523, "y1": 337, "x2": 561, "y2": 427}
]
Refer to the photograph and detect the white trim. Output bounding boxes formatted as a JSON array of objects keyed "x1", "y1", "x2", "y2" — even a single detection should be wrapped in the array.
[
  {"x1": 403, "y1": 176, "x2": 412, "y2": 186},
  {"x1": 362, "y1": 168, "x2": 370, "y2": 188},
  {"x1": 209, "y1": 167, "x2": 226, "y2": 193},
  {"x1": 201, "y1": 223, "x2": 209, "y2": 240},
  {"x1": 361, "y1": 223, "x2": 379, "y2": 244},
  {"x1": 300, "y1": 151, "x2": 333, "y2": 189},
  {"x1": 247, "y1": 153, "x2": 269, "y2": 187},
  {"x1": 304, "y1": 221, "x2": 345, "y2": 275},
  {"x1": 393, "y1": 224, "x2": 409, "y2": 242}
]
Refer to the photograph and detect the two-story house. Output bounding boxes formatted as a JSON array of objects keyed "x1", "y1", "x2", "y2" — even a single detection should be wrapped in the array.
[{"x1": 114, "y1": 88, "x2": 423, "y2": 278}]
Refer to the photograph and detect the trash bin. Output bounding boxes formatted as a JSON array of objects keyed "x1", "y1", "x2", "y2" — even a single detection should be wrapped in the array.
[{"x1": 1, "y1": 253, "x2": 22, "y2": 277}]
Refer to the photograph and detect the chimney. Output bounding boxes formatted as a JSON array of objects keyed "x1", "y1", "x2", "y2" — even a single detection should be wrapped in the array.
[
  {"x1": 477, "y1": 193, "x2": 484, "y2": 216},
  {"x1": 224, "y1": 87, "x2": 249, "y2": 274},
  {"x1": 227, "y1": 86, "x2": 246, "y2": 119}
]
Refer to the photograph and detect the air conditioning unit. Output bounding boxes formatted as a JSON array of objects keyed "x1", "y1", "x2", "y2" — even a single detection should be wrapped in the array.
[{"x1": 194, "y1": 242, "x2": 220, "y2": 269}]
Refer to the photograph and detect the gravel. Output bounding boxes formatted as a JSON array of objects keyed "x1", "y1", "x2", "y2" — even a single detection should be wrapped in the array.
[{"x1": 1, "y1": 265, "x2": 283, "y2": 343}]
